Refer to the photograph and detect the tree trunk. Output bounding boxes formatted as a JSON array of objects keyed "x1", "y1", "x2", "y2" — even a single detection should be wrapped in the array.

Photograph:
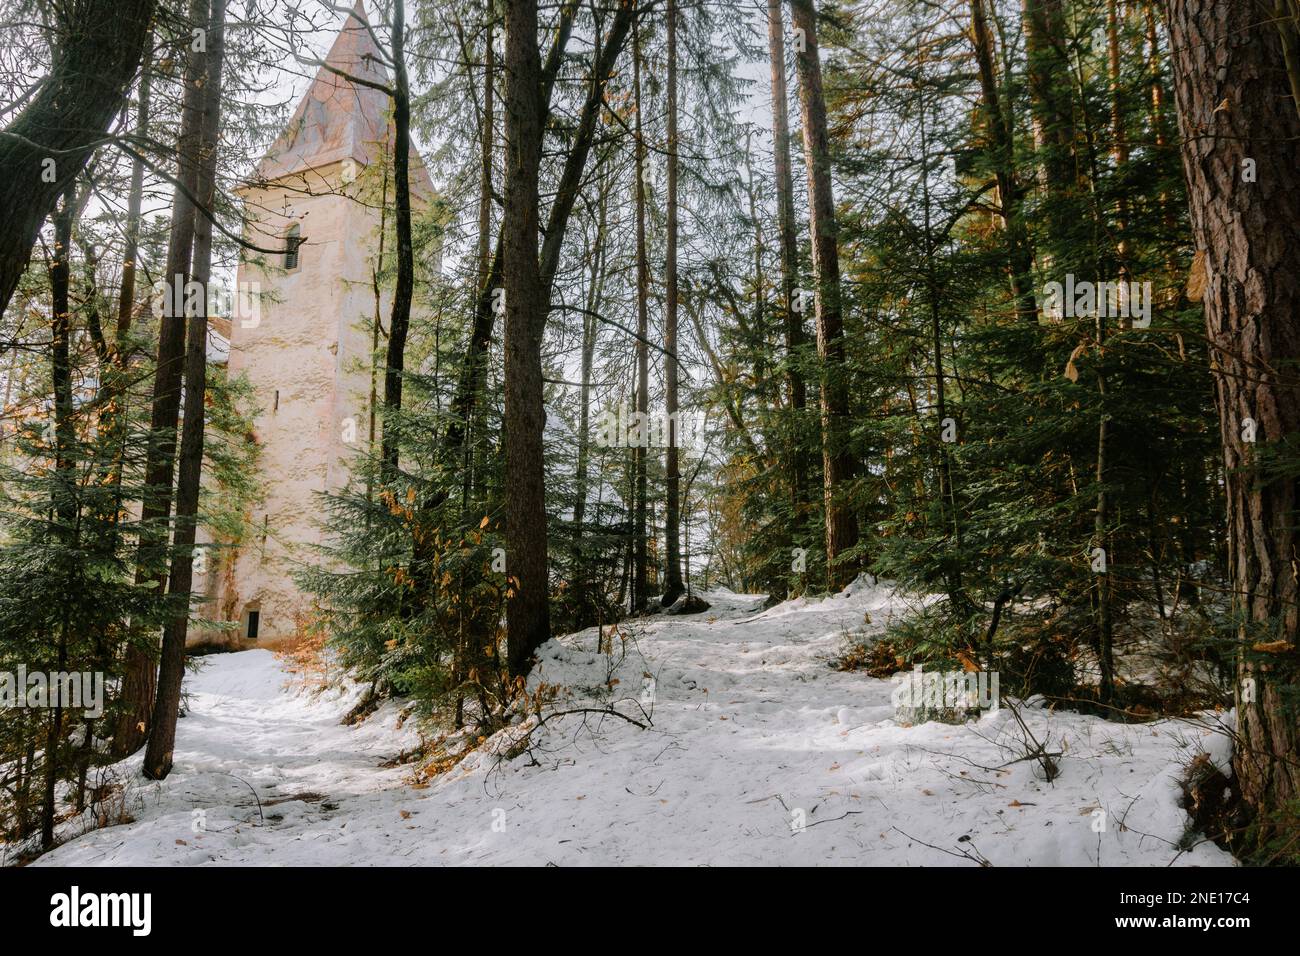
[
  {"x1": 1106, "y1": 0, "x2": 1131, "y2": 276},
  {"x1": 439, "y1": 0, "x2": 584, "y2": 472},
  {"x1": 790, "y1": 0, "x2": 858, "y2": 588},
  {"x1": 1165, "y1": 0, "x2": 1300, "y2": 834},
  {"x1": 1094, "y1": 309, "x2": 1114, "y2": 703},
  {"x1": 1276, "y1": 0, "x2": 1300, "y2": 123},
  {"x1": 114, "y1": 0, "x2": 210, "y2": 758},
  {"x1": 917, "y1": 91, "x2": 965, "y2": 612},
  {"x1": 98, "y1": 37, "x2": 153, "y2": 504},
  {"x1": 436, "y1": 0, "x2": 621, "y2": 479},
  {"x1": 574, "y1": 180, "x2": 609, "y2": 597},
  {"x1": 661, "y1": 0, "x2": 684, "y2": 608},
  {"x1": 144, "y1": 0, "x2": 227, "y2": 781},
  {"x1": 117, "y1": 40, "x2": 153, "y2": 355},
  {"x1": 381, "y1": 0, "x2": 414, "y2": 474},
  {"x1": 465, "y1": 0, "x2": 496, "y2": 504},
  {"x1": 767, "y1": 0, "x2": 811, "y2": 532},
  {"x1": 971, "y1": 0, "x2": 1038, "y2": 320},
  {"x1": 479, "y1": 4, "x2": 495, "y2": 296},
  {"x1": 0, "y1": 0, "x2": 156, "y2": 315},
  {"x1": 503, "y1": 0, "x2": 551, "y2": 676},
  {"x1": 1021, "y1": 0, "x2": 1075, "y2": 256},
  {"x1": 632, "y1": 17, "x2": 650, "y2": 612},
  {"x1": 41, "y1": 183, "x2": 78, "y2": 848},
  {"x1": 411, "y1": 1, "x2": 633, "y2": 636}
]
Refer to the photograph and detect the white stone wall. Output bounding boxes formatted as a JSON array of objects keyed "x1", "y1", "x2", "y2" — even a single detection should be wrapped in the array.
[{"x1": 189, "y1": 162, "x2": 387, "y2": 648}]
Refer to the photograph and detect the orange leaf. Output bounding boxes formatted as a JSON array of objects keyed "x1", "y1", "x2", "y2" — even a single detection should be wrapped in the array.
[{"x1": 1252, "y1": 640, "x2": 1293, "y2": 654}]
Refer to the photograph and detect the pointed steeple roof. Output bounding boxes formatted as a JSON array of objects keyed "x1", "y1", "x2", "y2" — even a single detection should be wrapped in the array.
[{"x1": 255, "y1": 1, "x2": 392, "y2": 183}]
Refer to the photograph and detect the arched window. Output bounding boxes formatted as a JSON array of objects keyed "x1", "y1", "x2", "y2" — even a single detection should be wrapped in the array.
[{"x1": 283, "y1": 224, "x2": 302, "y2": 271}]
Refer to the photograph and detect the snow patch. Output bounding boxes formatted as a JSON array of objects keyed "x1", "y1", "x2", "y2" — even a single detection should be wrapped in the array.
[{"x1": 33, "y1": 586, "x2": 1236, "y2": 866}]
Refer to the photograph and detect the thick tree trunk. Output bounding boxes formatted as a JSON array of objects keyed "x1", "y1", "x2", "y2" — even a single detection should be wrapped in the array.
[
  {"x1": 0, "y1": 0, "x2": 156, "y2": 315},
  {"x1": 437, "y1": 0, "x2": 621, "y2": 473},
  {"x1": 790, "y1": 0, "x2": 858, "y2": 588},
  {"x1": 1165, "y1": 0, "x2": 1300, "y2": 833},
  {"x1": 144, "y1": 0, "x2": 227, "y2": 781},
  {"x1": 439, "y1": 0, "x2": 583, "y2": 469},
  {"x1": 661, "y1": 0, "x2": 684, "y2": 608},
  {"x1": 115, "y1": 0, "x2": 210, "y2": 758},
  {"x1": 503, "y1": 0, "x2": 551, "y2": 676},
  {"x1": 411, "y1": 2, "x2": 633, "y2": 637}
]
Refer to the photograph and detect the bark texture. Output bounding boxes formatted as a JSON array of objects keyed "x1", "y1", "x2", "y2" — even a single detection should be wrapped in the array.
[
  {"x1": 115, "y1": 0, "x2": 211, "y2": 758},
  {"x1": 1165, "y1": 0, "x2": 1300, "y2": 826},
  {"x1": 503, "y1": 0, "x2": 551, "y2": 676},
  {"x1": 144, "y1": 0, "x2": 227, "y2": 780},
  {"x1": 0, "y1": 0, "x2": 157, "y2": 315},
  {"x1": 790, "y1": 0, "x2": 858, "y2": 587}
]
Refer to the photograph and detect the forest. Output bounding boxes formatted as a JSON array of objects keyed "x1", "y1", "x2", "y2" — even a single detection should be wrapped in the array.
[{"x1": 0, "y1": 0, "x2": 1298, "y2": 870}]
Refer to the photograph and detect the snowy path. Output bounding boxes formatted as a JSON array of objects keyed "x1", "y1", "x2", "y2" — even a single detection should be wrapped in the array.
[{"x1": 37, "y1": 581, "x2": 1235, "y2": 866}]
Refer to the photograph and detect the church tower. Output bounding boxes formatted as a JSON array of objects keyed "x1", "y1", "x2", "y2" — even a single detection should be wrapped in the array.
[{"x1": 192, "y1": 1, "x2": 432, "y2": 647}]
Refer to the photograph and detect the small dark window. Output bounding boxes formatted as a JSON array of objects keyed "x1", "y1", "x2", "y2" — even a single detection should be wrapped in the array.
[
  {"x1": 283, "y1": 225, "x2": 301, "y2": 271},
  {"x1": 246, "y1": 610, "x2": 260, "y2": 641}
]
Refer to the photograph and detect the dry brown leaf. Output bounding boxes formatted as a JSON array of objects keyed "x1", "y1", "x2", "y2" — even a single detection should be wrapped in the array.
[
  {"x1": 1187, "y1": 249, "x2": 1208, "y2": 302},
  {"x1": 1064, "y1": 343, "x2": 1087, "y2": 382},
  {"x1": 1252, "y1": 640, "x2": 1293, "y2": 654}
]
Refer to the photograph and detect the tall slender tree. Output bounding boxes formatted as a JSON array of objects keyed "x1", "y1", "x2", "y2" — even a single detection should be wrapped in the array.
[
  {"x1": 767, "y1": 0, "x2": 810, "y2": 529},
  {"x1": 502, "y1": 0, "x2": 551, "y2": 675},
  {"x1": 145, "y1": 0, "x2": 228, "y2": 780},
  {"x1": 382, "y1": 0, "x2": 414, "y2": 473},
  {"x1": 631, "y1": 13, "x2": 650, "y2": 612},
  {"x1": 662, "y1": 0, "x2": 685, "y2": 607},
  {"x1": 790, "y1": 0, "x2": 858, "y2": 587},
  {"x1": 115, "y1": 0, "x2": 211, "y2": 757}
]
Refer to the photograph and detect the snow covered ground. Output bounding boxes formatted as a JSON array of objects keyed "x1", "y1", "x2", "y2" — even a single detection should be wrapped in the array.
[{"x1": 35, "y1": 580, "x2": 1236, "y2": 866}]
